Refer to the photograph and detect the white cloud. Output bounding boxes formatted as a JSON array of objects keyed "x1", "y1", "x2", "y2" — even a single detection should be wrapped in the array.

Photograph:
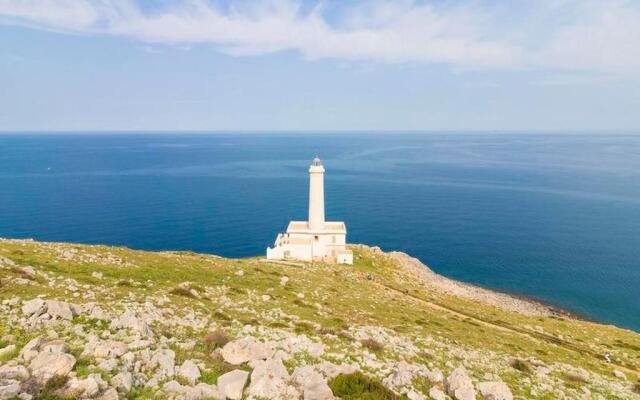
[{"x1": 0, "y1": 0, "x2": 639, "y2": 75}]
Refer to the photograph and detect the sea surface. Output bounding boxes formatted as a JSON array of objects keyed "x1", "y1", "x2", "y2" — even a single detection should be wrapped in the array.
[{"x1": 1, "y1": 133, "x2": 639, "y2": 331}]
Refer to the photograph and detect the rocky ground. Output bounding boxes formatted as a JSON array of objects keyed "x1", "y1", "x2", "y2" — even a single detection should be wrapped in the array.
[{"x1": 0, "y1": 238, "x2": 639, "y2": 399}]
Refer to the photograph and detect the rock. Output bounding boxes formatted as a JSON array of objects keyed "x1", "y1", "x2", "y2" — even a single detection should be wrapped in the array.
[
  {"x1": 65, "y1": 375, "x2": 101, "y2": 398},
  {"x1": 111, "y1": 371, "x2": 133, "y2": 393},
  {"x1": 383, "y1": 361, "x2": 424, "y2": 389},
  {"x1": 425, "y1": 369, "x2": 444, "y2": 384},
  {"x1": 92, "y1": 271, "x2": 103, "y2": 279},
  {"x1": 247, "y1": 358, "x2": 300, "y2": 399},
  {"x1": 315, "y1": 362, "x2": 359, "y2": 379},
  {"x1": 28, "y1": 352, "x2": 76, "y2": 384},
  {"x1": 40, "y1": 340, "x2": 68, "y2": 354},
  {"x1": 97, "y1": 387, "x2": 119, "y2": 400},
  {"x1": 0, "y1": 364, "x2": 29, "y2": 381},
  {"x1": 429, "y1": 387, "x2": 446, "y2": 400},
  {"x1": 221, "y1": 337, "x2": 273, "y2": 365},
  {"x1": 178, "y1": 360, "x2": 200, "y2": 385},
  {"x1": 97, "y1": 358, "x2": 118, "y2": 372},
  {"x1": 19, "y1": 337, "x2": 45, "y2": 362},
  {"x1": 612, "y1": 369, "x2": 626, "y2": 380},
  {"x1": 407, "y1": 390, "x2": 426, "y2": 400},
  {"x1": 45, "y1": 300, "x2": 76, "y2": 320},
  {"x1": 292, "y1": 365, "x2": 334, "y2": 400},
  {"x1": 445, "y1": 367, "x2": 476, "y2": 400},
  {"x1": 217, "y1": 369, "x2": 249, "y2": 400},
  {"x1": 0, "y1": 345, "x2": 16, "y2": 359},
  {"x1": 110, "y1": 310, "x2": 153, "y2": 337},
  {"x1": 85, "y1": 340, "x2": 128, "y2": 359},
  {"x1": 195, "y1": 383, "x2": 223, "y2": 399},
  {"x1": 150, "y1": 349, "x2": 175, "y2": 378},
  {"x1": 0, "y1": 383, "x2": 21, "y2": 400},
  {"x1": 22, "y1": 299, "x2": 45, "y2": 317},
  {"x1": 477, "y1": 381, "x2": 513, "y2": 400},
  {"x1": 280, "y1": 276, "x2": 289, "y2": 286}
]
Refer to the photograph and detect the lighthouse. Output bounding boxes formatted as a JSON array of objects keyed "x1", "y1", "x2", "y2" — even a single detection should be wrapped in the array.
[
  {"x1": 308, "y1": 157, "x2": 325, "y2": 231},
  {"x1": 266, "y1": 157, "x2": 353, "y2": 264}
]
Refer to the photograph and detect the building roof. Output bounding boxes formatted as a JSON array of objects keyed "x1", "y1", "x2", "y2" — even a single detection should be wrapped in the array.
[{"x1": 286, "y1": 220, "x2": 346, "y2": 234}]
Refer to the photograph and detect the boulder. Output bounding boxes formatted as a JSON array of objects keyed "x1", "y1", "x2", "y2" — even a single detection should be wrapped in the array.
[
  {"x1": 0, "y1": 364, "x2": 29, "y2": 381},
  {"x1": 45, "y1": 300, "x2": 76, "y2": 320},
  {"x1": 247, "y1": 359, "x2": 300, "y2": 399},
  {"x1": 429, "y1": 387, "x2": 446, "y2": 400},
  {"x1": 0, "y1": 383, "x2": 21, "y2": 400},
  {"x1": 65, "y1": 375, "x2": 101, "y2": 398},
  {"x1": 28, "y1": 352, "x2": 76, "y2": 384},
  {"x1": 217, "y1": 369, "x2": 249, "y2": 400},
  {"x1": 40, "y1": 340, "x2": 68, "y2": 354},
  {"x1": 97, "y1": 387, "x2": 119, "y2": 400},
  {"x1": 382, "y1": 361, "x2": 424, "y2": 389},
  {"x1": 19, "y1": 337, "x2": 45, "y2": 362},
  {"x1": 221, "y1": 337, "x2": 273, "y2": 365},
  {"x1": 111, "y1": 371, "x2": 133, "y2": 393},
  {"x1": 178, "y1": 360, "x2": 200, "y2": 385},
  {"x1": 85, "y1": 340, "x2": 128, "y2": 359},
  {"x1": 445, "y1": 367, "x2": 476, "y2": 400},
  {"x1": 315, "y1": 362, "x2": 359, "y2": 379},
  {"x1": 150, "y1": 349, "x2": 175, "y2": 378},
  {"x1": 477, "y1": 381, "x2": 513, "y2": 400},
  {"x1": 22, "y1": 299, "x2": 46, "y2": 317},
  {"x1": 195, "y1": 382, "x2": 223, "y2": 399},
  {"x1": 110, "y1": 310, "x2": 153, "y2": 337},
  {"x1": 292, "y1": 365, "x2": 334, "y2": 400},
  {"x1": 407, "y1": 390, "x2": 426, "y2": 400},
  {"x1": 0, "y1": 345, "x2": 16, "y2": 359}
]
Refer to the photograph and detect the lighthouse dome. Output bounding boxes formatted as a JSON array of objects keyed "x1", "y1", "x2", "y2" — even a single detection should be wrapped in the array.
[{"x1": 311, "y1": 156, "x2": 322, "y2": 166}]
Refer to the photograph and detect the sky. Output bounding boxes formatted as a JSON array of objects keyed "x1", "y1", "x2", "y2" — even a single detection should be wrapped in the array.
[{"x1": 1, "y1": 0, "x2": 639, "y2": 132}]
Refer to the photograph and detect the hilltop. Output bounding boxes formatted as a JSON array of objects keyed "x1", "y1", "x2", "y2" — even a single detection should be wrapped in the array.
[{"x1": 0, "y1": 238, "x2": 639, "y2": 400}]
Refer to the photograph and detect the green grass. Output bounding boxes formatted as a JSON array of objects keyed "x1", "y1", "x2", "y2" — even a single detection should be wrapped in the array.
[{"x1": 1, "y1": 240, "x2": 640, "y2": 399}]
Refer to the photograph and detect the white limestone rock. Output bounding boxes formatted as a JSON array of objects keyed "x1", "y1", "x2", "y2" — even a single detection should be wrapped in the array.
[
  {"x1": 65, "y1": 375, "x2": 102, "y2": 398},
  {"x1": 111, "y1": 371, "x2": 133, "y2": 393},
  {"x1": 45, "y1": 300, "x2": 77, "y2": 320},
  {"x1": 217, "y1": 369, "x2": 249, "y2": 400},
  {"x1": 97, "y1": 388, "x2": 119, "y2": 400},
  {"x1": 221, "y1": 337, "x2": 273, "y2": 365},
  {"x1": 21, "y1": 299, "x2": 46, "y2": 317},
  {"x1": 429, "y1": 386, "x2": 446, "y2": 400},
  {"x1": 247, "y1": 358, "x2": 300, "y2": 399},
  {"x1": 0, "y1": 383, "x2": 21, "y2": 400},
  {"x1": 315, "y1": 362, "x2": 359, "y2": 379},
  {"x1": 477, "y1": 381, "x2": 513, "y2": 400},
  {"x1": 0, "y1": 345, "x2": 16, "y2": 359},
  {"x1": 178, "y1": 360, "x2": 201, "y2": 385},
  {"x1": 445, "y1": 367, "x2": 476, "y2": 400},
  {"x1": 292, "y1": 365, "x2": 334, "y2": 400},
  {"x1": 407, "y1": 390, "x2": 426, "y2": 400},
  {"x1": 110, "y1": 310, "x2": 153, "y2": 337},
  {"x1": 28, "y1": 352, "x2": 76, "y2": 384},
  {"x1": 0, "y1": 364, "x2": 29, "y2": 381},
  {"x1": 40, "y1": 340, "x2": 67, "y2": 354},
  {"x1": 150, "y1": 348, "x2": 175, "y2": 379},
  {"x1": 19, "y1": 337, "x2": 45, "y2": 362}
]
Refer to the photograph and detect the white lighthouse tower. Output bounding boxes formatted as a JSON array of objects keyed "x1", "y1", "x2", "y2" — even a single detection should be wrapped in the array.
[
  {"x1": 308, "y1": 157, "x2": 325, "y2": 231},
  {"x1": 266, "y1": 157, "x2": 353, "y2": 264}
]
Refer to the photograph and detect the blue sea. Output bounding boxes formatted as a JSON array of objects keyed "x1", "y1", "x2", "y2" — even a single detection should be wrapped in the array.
[{"x1": 1, "y1": 133, "x2": 639, "y2": 331}]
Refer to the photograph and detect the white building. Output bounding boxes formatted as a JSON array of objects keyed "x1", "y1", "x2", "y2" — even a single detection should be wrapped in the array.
[{"x1": 266, "y1": 157, "x2": 353, "y2": 264}]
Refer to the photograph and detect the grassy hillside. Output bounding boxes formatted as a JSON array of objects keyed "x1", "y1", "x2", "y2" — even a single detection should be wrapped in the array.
[{"x1": 0, "y1": 238, "x2": 639, "y2": 399}]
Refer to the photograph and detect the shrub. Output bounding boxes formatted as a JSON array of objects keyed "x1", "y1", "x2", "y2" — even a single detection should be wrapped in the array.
[
  {"x1": 632, "y1": 381, "x2": 640, "y2": 394},
  {"x1": 361, "y1": 338, "x2": 384, "y2": 352},
  {"x1": 328, "y1": 372, "x2": 399, "y2": 400},
  {"x1": 169, "y1": 287, "x2": 196, "y2": 298},
  {"x1": 204, "y1": 329, "x2": 230, "y2": 350},
  {"x1": 509, "y1": 358, "x2": 532, "y2": 374}
]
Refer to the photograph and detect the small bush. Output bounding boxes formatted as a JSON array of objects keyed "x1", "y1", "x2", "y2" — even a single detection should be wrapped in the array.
[
  {"x1": 205, "y1": 329, "x2": 230, "y2": 350},
  {"x1": 632, "y1": 381, "x2": 640, "y2": 394},
  {"x1": 169, "y1": 287, "x2": 196, "y2": 298},
  {"x1": 328, "y1": 372, "x2": 399, "y2": 400},
  {"x1": 361, "y1": 338, "x2": 384, "y2": 352},
  {"x1": 509, "y1": 358, "x2": 532, "y2": 374}
]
